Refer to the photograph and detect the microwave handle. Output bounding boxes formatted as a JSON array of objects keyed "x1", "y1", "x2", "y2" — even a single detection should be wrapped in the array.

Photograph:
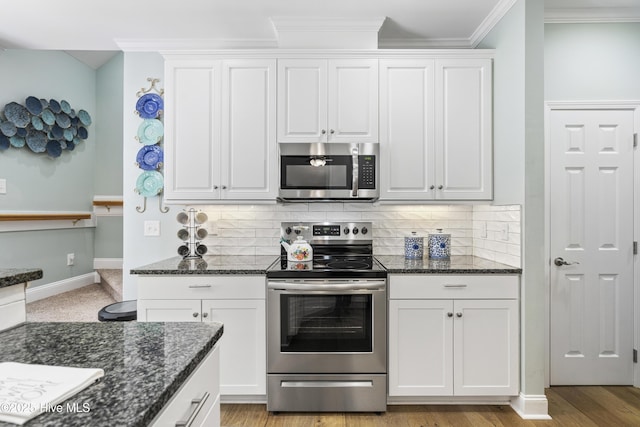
[{"x1": 352, "y1": 147, "x2": 359, "y2": 197}]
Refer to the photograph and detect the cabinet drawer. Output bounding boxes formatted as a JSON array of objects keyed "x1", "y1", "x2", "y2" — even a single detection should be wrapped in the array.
[
  {"x1": 389, "y1": 275, "x2": 518, "y2": 299},
  {"x1": 151, "y1": 345, "x2": 220, "y2": 427},
  {"x1": 137, "y1": 275, "x2": 265, "y2": 300}
]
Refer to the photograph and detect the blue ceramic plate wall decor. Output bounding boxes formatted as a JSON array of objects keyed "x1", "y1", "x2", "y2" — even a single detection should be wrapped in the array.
[
  {"x1": 77, "y1": 109, "x2": 92, "y2": 126},
  {"x1": 136, "y1": 145, "x2": 164, "y2": 170},
  {"x1": 60, "y1": 100, "x2": 71, "y2": 114},
  {"x1": 0, "y1": 135, "x2": 9, "y2": 150},
  {"x1": 0, "y1": 121, "x2": 17, "y2": 137},
  {"x1": 4, "y1": 102, "x2": 30, "y2": 128},
  {"x1": 137, "y1": 119, "x2": 164, "y2": 145},
  {"x1": 135, "y1": 93, "x2": 163, "y2": 119},
  {"x1": 135, "y1": 170, "x2": 164, "y2": 197},
  {"x1": 25, "y1": 96, "x2": 43, "y2": 115},
  {"x1": 49, "y1": 99, "x2": 61, "y2": 113},
  {"x1": 46, "y1": 140, "x2": 62, "y2": 158}
]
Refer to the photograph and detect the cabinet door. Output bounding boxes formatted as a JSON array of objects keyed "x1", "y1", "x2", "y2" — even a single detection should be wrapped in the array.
[
  {"x1": 164, "y1": 60, "x2": 222, "y2": 201},
  {"x1": 453, "y1": 299, "x2": 519, "y2": 396},
  {"x1": 328, "y1": 59, "x2": 378, "y2": 143},
  {"x1": 388, "y1": 299, "x2": 453, "y2": 396},
  {"x1": 379, "y1": 60, "x2": 435, "y2": 200},
  {"x1": 137, "y1": 299, "x2": 202, "y2": 322},
  {"x1": 435, "y1": 59, "x2": 492, "y2": 200},
  {"x1": 221, "y1": 59, "x2": 277, "y2": 200},
  {"x1": 277, "y1": 59, "x2": 327, "y2": 143},
  {"x1": 202, "y1": 299, "x2": 266, "y2": 395}
]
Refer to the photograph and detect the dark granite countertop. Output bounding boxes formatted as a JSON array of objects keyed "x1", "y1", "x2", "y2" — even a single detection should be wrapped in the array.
[
  {"x1": 0, "y1": 321, "x2": 223, "y2": 427},
  {"x1": 375, "y1": 255, "x2": 522, "y2": 274},
  {"x1": 0, "y1": 268, "x2": 43, "y2": 289},
  {"x1": 130, "y1": 255, "x2": 279, "y2": 275}
]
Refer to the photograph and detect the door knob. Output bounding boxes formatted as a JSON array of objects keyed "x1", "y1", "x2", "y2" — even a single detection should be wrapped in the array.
[{"x1": 554, "y1": 257, "x2": 580, "y2": 267}]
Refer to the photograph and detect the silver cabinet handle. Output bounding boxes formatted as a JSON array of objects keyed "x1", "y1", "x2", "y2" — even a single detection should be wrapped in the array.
[
  {"x1": 192, "y1": 312, "x2": 199, "y2": 318},
  {"x1": 444, "y1": 284, "x2": 467, "y2": 288},
  {"x1": 222, "y1": 185, "x2": 227, "y2": 190},
  {"x1": 330, "y1": 129, "x2": 335, "y2": 134},
  {"x1": 430, "y1": 185, "x2": 435, "y2": 190},
  {"x1": 175, "y1": 392, "x2": 210, "y2": 427},
  {"x1": 438, "y1": 185, "x2": 444, "y2": 190},
  {"x1": 447, "y1": 312, "x2": 453, "y2": 317},
  {"x1": 213, "y1": 185, "x2": 219, "y2": 189},
  {"x1": 202, "y1": 312, "x2": 208, "y2": 318},
  {"x1": 321, "y1": 129, "x2": 327, "y2": 135},
  {"x1": 188, "y1": 285, "x2": 212, "y2": 289},
  {"x1": 456, "y1": 312, "x2": 463, "y2": 318},
  {"x1": 554, "y1": 257, "x2": 580, "y2": 267}
]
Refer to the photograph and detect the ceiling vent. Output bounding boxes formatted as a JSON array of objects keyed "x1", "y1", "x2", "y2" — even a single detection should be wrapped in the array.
[{"x1": 270, "y1": 17, "x2": 386, "y2": 49}]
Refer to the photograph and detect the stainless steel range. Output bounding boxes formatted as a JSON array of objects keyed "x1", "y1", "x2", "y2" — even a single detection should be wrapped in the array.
[{"x1": 266, "y1": 221, "x2": 387, "y2": 413}]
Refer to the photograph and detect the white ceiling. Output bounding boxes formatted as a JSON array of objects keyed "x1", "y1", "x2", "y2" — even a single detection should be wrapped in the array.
[{"x1": 0, "y1": 0, "x2": 639, "y2": 69}]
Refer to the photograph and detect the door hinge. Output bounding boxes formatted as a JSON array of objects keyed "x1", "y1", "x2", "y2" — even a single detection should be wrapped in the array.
[
  {"x1": 634, "y1": 349, "x2": 638, "y2": 363},
  {"x1": 635, "y1": 133, "x2": 638, "y2": 148},
  {"x1": 634, "y1": 241, "x2": 638, "y2": 255}
]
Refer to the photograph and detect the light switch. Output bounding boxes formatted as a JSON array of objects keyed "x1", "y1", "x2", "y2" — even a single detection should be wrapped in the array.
[
  {"x1": 144, "y1": 220, "x2": 161, "y2": 236},
  {"x1": 0, "y1": 179, "x2": 6, "y2": 195}
]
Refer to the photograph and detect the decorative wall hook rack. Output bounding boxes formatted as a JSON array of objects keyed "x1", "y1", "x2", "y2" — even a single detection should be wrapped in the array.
[{"x1": 136, "y1": 77, "x2": 164, "y2": 97}]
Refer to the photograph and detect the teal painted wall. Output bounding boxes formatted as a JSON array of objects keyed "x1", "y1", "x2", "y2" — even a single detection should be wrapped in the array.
[
  {"x1": 94, "y1": 52, "x2": 124, "y2": 259},
  {"x1": 0, "y1": 50, "x2": 97, "y2": 286},
  {"x1": 545, "y1": 23, "x2": 640, "y2": 101}
]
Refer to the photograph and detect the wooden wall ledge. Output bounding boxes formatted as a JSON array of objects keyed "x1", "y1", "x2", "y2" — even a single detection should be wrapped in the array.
[
  {"x1": 92, "y1": 200, "x2": 123, "y2": 207},
  {"x1": 0, "y1": 213, "x2": 92, "y2": 223}
]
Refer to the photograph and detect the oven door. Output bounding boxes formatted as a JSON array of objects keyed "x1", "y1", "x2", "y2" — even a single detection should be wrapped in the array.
[{"x1": 267, "y1": 279, "x2": 386, "y2": 374}]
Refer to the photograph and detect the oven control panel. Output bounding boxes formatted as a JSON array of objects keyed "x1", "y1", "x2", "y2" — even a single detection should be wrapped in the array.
[{"x1": 281, "y1": 221, "x2": 372, "y2": 241}]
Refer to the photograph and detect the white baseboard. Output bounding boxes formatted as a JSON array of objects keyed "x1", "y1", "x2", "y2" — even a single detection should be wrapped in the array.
[
  {"x1": 26, "y1": 272, "x2": 99, "y2": 303},
  {"x1": 510, "y1": 393, "x2": 551, "y2": 420},
  {"x1": 93, "y1": 258, "x2": 123, "y2": 270}
]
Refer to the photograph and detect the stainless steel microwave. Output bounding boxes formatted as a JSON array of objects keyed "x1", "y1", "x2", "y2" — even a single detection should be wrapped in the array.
[{"x1": 278, "y1": 143, "x2": 379, "y2": 202}]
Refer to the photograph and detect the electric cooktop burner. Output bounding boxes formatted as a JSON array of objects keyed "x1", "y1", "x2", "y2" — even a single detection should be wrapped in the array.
[{"x1": 266, "y1": 221, "x2": 387, "y2": 279}]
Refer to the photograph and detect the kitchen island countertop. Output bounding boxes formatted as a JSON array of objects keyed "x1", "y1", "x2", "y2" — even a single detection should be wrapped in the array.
[
  {"x1": 0, "y1": 268, "x2": 43, "y2": 289},
  {"x1": 376, "y1": 255, "x2": 522, "y2": 274},
  {"x1": 130, "y1": 255, "x2": 279, "y2": 275},
  {"x1": 0, "y1": 321, "x2": 223, "y2": 427}
]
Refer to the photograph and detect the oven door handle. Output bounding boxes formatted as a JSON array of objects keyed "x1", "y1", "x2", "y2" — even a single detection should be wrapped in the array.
[{"x1": 267, "y1": 281, "x2": 385, "y2": 292}]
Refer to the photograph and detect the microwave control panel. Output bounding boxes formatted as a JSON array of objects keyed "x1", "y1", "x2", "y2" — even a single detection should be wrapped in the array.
[{"x1": 358, "y1": 156, "x2": 376, "y2": 189}]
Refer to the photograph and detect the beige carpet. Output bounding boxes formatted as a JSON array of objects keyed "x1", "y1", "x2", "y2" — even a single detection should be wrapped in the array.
[{"x1": 26, "y1": 284, "x2": 116, "y2": 322}]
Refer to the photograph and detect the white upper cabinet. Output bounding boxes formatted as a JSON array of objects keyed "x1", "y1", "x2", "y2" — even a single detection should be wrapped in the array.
[
  {"x1": 436, "y1": 58, "x2": 492, "y2": 200},
  {"x1": 164, "y1": 59, "x2": 221, "y2": 201},
  {"x1": 221, "y1": 59, "x2": 277, "y2": 200},
  {"x1": 163, "y1": 58, "x2": 276, "y2": 202},
  {"x1": 379, "y1": 57, "x2": 492, "y2": 201},
  {"x1": 379, "y1": 59, "x2": 436, "y2": 199},
  {"x1": 277, "y1": 59, "x2": 378, "y2": 143}
]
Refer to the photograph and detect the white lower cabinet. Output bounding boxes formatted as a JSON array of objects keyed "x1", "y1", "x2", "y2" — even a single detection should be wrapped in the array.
[
  {"x1": 151, "y1": 345, "x2": 220, "y2": 427},
  {"x1": 388, "y1": 275, "x2": 519, "y2": 397},
  {"x1": 0, "y1": 284, "x2": 26, "y2": 332},
  {"x1": 137, "y1": 275, "x2": 266, "y2": 398}
]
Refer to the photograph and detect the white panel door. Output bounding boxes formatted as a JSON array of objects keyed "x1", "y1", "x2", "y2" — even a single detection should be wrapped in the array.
[
  {"x1": 203, "y1": 299, "x2": 266, "y2": 395},
  {"x1": 221, "y1": 59, "x2": 277, "y2": 200},
  {"x1": 328, "y1": 59, "x2": 378, "y2": 143},
  {"x1": 435, "y1": 59, "x2": 492, "y2": 200},
  {"x1": 453, "y1": 299, "x2": 519, "y2": 396},
  {"x1": 277, "y1": 59, "x2": 327, "y2": 143},
  {"x1": 379, "y1": 59, "x2": 436, "y2": 200},
  {"x1": 388, "y1": 299, "x2": 453, "y2": 396},
  {"x1": 164, "y1": 60, "x2": 221, "y2": 201},
  {"x1": 549, "y1": 109, "x2": 634, "y2": 385},
  {"x1": 137, "y1": 299, "x2": 202, "y2": 322}
]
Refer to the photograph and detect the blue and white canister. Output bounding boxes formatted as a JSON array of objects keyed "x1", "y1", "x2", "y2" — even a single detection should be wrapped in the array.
[
  {"x1": 428, "y1": 229, "x2": 451, "y2": 259},
  {"x1": 404, "y1": 231, "x2": 424, "y2": 259}
]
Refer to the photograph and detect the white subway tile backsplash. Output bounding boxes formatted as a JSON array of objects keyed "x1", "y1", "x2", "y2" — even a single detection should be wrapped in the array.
[{"x1": 191, "y1": 203, "x2": 521, "y2": 268}]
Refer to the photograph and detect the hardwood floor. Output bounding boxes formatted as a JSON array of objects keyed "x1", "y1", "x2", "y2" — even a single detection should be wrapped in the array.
[{"x1": 221, "y1": 386, "x2": 640, "y2": 426}]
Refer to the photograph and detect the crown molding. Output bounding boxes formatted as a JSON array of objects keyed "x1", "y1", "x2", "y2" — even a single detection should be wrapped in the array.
[
  {"x1": 378, "y1": 37, "x2": 472, "y2": 49},
  {"x1": 270, "y1": 17, "x2": 386, "y2": 33},
  {"x1": 545, "y1": 7, "x2": 640, "y2": 23},
  {"x1": 115, "y1": 38, "x2": 278, "y2": 51},
  {"x1": 470, "y1": 0, "x2": 518, "y2": 47}
]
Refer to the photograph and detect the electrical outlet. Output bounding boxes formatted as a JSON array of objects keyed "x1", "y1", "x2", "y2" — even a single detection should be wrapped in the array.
[
  {"x1": 144, "y1": 220, "x2": 161, "y2": 236},
  {"x1": 500, "y1": 223, "x2": 510, "y2": 241},
  {"x1": 67, "y1": 253, "x2": 75, "y2": 266},
  {"x1": 0, "y1": 179, "x2": 6, "y2": 195}
]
